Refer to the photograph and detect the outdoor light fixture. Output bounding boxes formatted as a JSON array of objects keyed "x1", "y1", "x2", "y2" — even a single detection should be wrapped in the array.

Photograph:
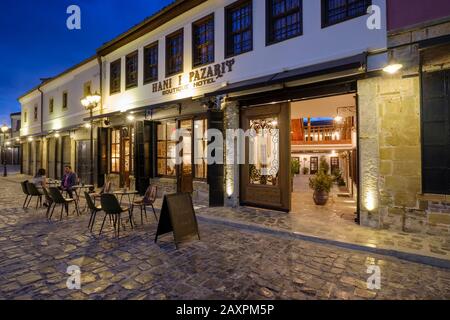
[
  {"x1": 334, "y1": 115, "x2": 344, "y2": 123},
  {"x1": 81, "y1": 91, "x2": 101, "y2": 185},
  {"x1": 54, "y1": 132, "x2": 60, "y2": 138},
  {"x1": 1, "y1": 124, "x2": 10, "y2": 177},
  {"x1": 383, "y1": 63, "x2": 403, "y2": 74},
  {"x1": 27, "y1": 137, "x2": 33, "y2": 142},
  {"x1": 127, "y1": 114, "x2": 135, "y2": 122}
]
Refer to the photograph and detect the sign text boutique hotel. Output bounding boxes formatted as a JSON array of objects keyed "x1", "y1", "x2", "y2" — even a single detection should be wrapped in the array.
[{"x1": 18, "y1": 0, "x2": 450, "y2": 235}]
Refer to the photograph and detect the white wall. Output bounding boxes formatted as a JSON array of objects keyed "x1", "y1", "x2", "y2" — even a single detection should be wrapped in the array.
[{"x1": 102, "y1": 0, "x2": 387, "y2": 113}]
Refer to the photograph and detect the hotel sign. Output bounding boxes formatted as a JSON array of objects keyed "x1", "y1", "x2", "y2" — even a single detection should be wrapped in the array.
[{"x1": 152, "y1": 59, "x2": 235, "y2": 96}]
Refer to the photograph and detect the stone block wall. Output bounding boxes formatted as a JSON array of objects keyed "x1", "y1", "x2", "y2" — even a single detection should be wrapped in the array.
[{"x1": 358, "y1": 75, "x2": 424, "y2": 232}]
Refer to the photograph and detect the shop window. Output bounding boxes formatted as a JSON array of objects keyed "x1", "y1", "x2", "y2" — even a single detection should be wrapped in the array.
[
  {"x1": 249, "y1": 117, "x2": 279, "y2": 186},
  {"x1": 126, "y1": 51, "x2": 138, "y2": 89},
  {"x1": 144, "y1": 42, "x2": 158, "y2": 84},
  {"x1": 193, "y1": 14, "x2": 215, "y2": 67},
  {"x1": 166, "y1": 29, "x2": 184, "y2": 76},
  {"x1": 110, "y1": 59, "x2": 121, "y2": 95},
  {"x1": 322, "y1": 0, "x2": 371, "y2": 27},
  {"x1": 157, "y1": 122, "x2": 177, "y2": 176},
  {"x1": 225, "y1": 0, "x2": 253, "y2": 57},
  {"x1": 267, "y1": 0, "x2": 302, "y2": 45},
  {"x1": 194, "y1": 119, "x2": 208, "y2": 179},
  {"x1": 111, "y1": 129, "x2": 121, "y2": 173}
]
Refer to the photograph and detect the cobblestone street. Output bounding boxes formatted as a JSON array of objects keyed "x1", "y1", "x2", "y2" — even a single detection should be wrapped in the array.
[{"x1": 1, "y1": 176, "x2": 450, "y2": 300}]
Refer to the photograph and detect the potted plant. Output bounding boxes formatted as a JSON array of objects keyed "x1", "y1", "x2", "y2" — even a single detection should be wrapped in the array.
[
  {"x1": 309, "y1": 171, "x2": 333, "y2": 205},
  {"x1": 302, "y1": 167, "x2": 310, "y2": 175}
]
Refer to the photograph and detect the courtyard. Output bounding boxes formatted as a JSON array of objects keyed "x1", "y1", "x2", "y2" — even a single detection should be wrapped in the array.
[{"x1": 1, "y1": 175, "x2": 450, "y2": 300}]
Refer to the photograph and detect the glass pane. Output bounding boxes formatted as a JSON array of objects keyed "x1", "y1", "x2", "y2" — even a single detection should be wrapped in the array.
[
  {"x1": 157, "y1": 142, "x2": 166, "y2": 158},
  {"x1": 167, "y1": 159, "x2": 176, "y2": 176},
  {"x1": 157, "y1": 159, "x2": 167, "y2": 175},
  {"x1": 249, "y1": 117, "x2": 279, "y2": 186},
  {"x1": 167, "y1": 122, "x2": 177, "y2": 141},
  {"x1": 157, "y1": 124, "x2": 166, "y2": 141}
]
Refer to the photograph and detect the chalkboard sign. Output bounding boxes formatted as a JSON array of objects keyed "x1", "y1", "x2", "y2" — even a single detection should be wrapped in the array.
[{"x1": 155, "y1": 193, "x2": 201, "y2": 249}]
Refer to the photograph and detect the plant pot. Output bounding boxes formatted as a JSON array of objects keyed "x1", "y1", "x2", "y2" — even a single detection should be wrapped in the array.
[{"x1": 313, "y1": 190, "x2": 329, "y2": 205}]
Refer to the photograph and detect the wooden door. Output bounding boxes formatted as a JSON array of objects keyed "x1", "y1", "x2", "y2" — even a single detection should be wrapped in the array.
[
  {"x1": 331, "y1": 157, "x2": 340, "y2": 174},
  {"x1": 240, "y1": 103, "x2": 291, "y2": 212},
  {"x1": 310, "y1": 157, "x2": 319, "y2": 174}
]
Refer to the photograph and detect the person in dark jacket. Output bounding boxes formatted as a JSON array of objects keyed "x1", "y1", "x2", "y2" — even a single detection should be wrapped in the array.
[{"x1": 60, "y1": 166, "x2": 77, "y2": 198}]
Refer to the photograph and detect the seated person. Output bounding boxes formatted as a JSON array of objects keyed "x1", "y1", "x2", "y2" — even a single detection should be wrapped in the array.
[
  {"x1": 60, "y1": 166, "x2": 77, "y2": 198},
  {"x1": 32, "y1": 168, "x2": 47, "y2": 189}
]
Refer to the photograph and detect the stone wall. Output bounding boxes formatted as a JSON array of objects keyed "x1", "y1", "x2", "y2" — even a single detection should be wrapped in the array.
[{"x1": 359, "y1": 75, "x2": 424, "y2": 232}]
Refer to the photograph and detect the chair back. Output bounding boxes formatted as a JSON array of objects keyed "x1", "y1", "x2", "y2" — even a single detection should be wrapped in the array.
[
  {"x1": 42, "y1": 188, "x2": 53, "y2": 203},
  {"x1": 144, "y1": 185, "x2": 158, "y2": 204},
  {"x1": 100, "y1": 193, "x2": 122, "y2": 215},
  {"x1": 21, "y1": 181, "x2": 30, "y2": 195},
  {"x1": 49, "y1": 187, "x2": 66, "y2": 204},
  {"x1": 26, "y1": 182, "x2": 42, "y2": 196},
  {"x1": 84, "y1": 192, "x2": 98, "y2": 211},
  {"x1": 102, "y1": 181, "x2": 112, "y2": 194}
]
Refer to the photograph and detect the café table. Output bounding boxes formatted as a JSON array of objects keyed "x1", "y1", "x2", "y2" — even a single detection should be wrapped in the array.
[
  {"x1": 72, "y1": 184, "x2": 95, "y2": 212},
  {"x1": 113, "y1": 190, "x2": 139, "y2": 207}
]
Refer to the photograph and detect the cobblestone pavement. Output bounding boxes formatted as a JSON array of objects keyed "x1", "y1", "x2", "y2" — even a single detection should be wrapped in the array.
[
  {"x1": 1, "y1": 176, "x2": 450, "y2": 300},
  {"x1": 195, "y1": 196, "x2": 450, "y2": 261}
]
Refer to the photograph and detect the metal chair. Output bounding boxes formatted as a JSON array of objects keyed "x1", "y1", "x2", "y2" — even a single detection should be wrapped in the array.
[
  {"x1": 84, "y1": 192, "x2": 102, "y2": 232},
  {"x1": 92, "y1": 181, "x2": 112, "y2": 204},
  {"x1": 99, "y1": 193, "x2": 133, "y2": 238},
  {"x1": 26, "y1": 182, "x2": 43, "y2": 209},
  {"x1": 20, "y1": 181, "x2": 31, "y2": 208},
  {"x1": 42, "y1": 187, "x2": 54, "y2": 219},
  {"x1": 48, "y1": 187, "x2": 80, "y2": 221},
  {"x1": 131, "y1": 185, "x2": 158, "y2": 225}
]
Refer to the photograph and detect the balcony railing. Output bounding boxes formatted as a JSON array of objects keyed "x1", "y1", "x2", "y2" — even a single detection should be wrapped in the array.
[{"x1": 291, "y1": 118, "x2": 354, "y2": 145}]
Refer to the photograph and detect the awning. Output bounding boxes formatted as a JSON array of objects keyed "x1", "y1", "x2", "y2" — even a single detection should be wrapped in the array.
[
  {"x1": 206, "y1": 53, "x2": 367, "y2": 97},
  {"x1": 83, "y1": 110, "x2": 121, "y2": 121},
  {"x1": 419, "y1": 34, "x2": 450, "y2": 51}
]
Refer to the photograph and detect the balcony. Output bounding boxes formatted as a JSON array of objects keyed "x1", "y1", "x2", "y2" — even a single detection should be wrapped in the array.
[{"x1": 291, "y1": 118, "x2": 354, "y2": 146}]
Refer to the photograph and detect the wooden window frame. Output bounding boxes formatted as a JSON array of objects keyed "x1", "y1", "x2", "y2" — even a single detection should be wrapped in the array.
[
  {"x1": 33, "y1": 105, "x2": 38, "y2": 121},
  {"x1": 225, "y1": 0, "x2": 253, "y2": 58},
  {"x1": 125, "y1": 51, "x2": 139, "y2": 89},
  {"x1": 83, "y1": 81, "x2": 92, "y2": 96},
  {"x1": 143, "y1": 41, "x2": 159, "y2": 84},
  {"x1": 49, "y1": 98, "x2": 54, "y2": 114},
  {"x1": 62, "y1": 92, "x2": 68, "y2": 110},
  {"x1": 321, "y1": 0, "x2": 372, "y2": 28},
  {"x1": 266, "y1": 0, "x2": 303, "y2": 45},
  {"x1": 192, "y1": 13, "x2": 215, "y2": 68},
  {"x1": 157, "y1": 121, "x2": 177, "y2": 178},
  {"x1": 193, "y1": 117, "x2": 208, "y2": 180},
  {"x1": 110, "y1": 128, "x2": 121, "y2": 174},
  {"x1": 166, "y1": 29, "x2": 184, "y2": 77},
  {"x1": 110, "y1": 59, "x2": 122, "y2": 95}
]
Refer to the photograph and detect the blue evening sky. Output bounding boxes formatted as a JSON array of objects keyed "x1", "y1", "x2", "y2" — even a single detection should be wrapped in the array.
[{"x1": 0, "y1": 0, "x2": 173, "y2": 125}]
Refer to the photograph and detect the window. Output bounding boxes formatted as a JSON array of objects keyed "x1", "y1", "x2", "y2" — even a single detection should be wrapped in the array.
[
  {"x1": 194, "y1": 119, "x2": 208, "y2": 179},
  {"x1": 111, "y1": 129, "x2": 121, "y2": 173},
  {"x1": 322, "y1": 0, "x2": 371, "y2": 27},
  {"x1": 110, "y1": 59, "x2": 121, "y2": 94},
  {"x1": 126, "y1": 51, "x2": 138, "y2": 89},
  {"x1": 225, "y1": 0, "x2": 253, "y2": 57},
  {"x1": 193, "y1": 15, "x2": 215, "y2": 67},
  {"x1": 267, "y1": 0, "x2": 302, "y2": 44},
  {"x1": 24, "y1": 111, "x2": 27, "y2": 123},
  {"x1": 49, "y1": 98, "x2": 54, "y2": 114},
  {"x1": 157, "y1": 122, "x2": 177, "y2": 176},
  {"x1": 166, "y1": 30, "x2": 184, "y2": 76},
  {"x1": 34, "y1": 105, "x2": 38, "y2": 121},
  {"x1": 62, "y1": 92, "x2": 68, "y2": 110},
  {"x1": 144, "y1": 42, "x2": 158, "y2": 84},
  {"x1": 421, "y1": 70, "x2": 450, "y2": 194},
  {"x1": 249, "y1": 117, "x2": 279, "y2": 186},
  {"x1": 83, "y1": 81, "x2": 92, "y2": 96}
]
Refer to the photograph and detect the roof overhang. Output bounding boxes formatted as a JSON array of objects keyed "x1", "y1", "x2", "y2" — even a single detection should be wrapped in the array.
[{"x1": 206, "y1": 53, "x2": 367, "y2": 97}]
